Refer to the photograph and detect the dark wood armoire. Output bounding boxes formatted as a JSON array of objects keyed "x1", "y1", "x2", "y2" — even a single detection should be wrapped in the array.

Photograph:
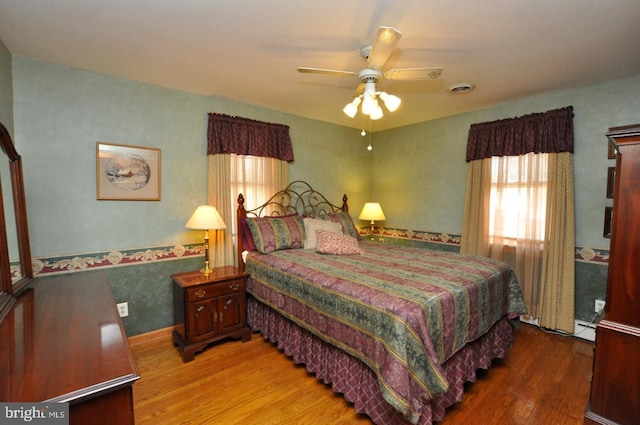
[{"x1": 584, "y1": 126, "x2": 640, "y2": 425}]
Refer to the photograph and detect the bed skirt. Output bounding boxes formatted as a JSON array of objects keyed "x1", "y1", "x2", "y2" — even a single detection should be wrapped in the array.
[{"x1": 247, "y1": 296, "x2": 515, "y2": 425}]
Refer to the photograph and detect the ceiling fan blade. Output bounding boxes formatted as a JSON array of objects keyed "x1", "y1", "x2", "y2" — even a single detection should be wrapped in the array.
[
  {"x1": 297, "y1": 67, "x2": 358, "y2": 77},
  {"x1": 353, "y1": 82, "x2": 365, "y2": 97},
  {"x1": 384, "y1": 67, "x2": 443, "y2": 80},
  {"x1": 367, "y1": 26, "x2": 402, "y2": 68}
]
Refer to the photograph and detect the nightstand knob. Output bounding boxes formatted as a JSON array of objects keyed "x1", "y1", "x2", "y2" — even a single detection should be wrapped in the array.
[
  {"x1": 229, "y1": 282, "x2": 240, "y2": 291},
  {"x1": 194, "y1": 289, "x2": 206, "y2": 298}
]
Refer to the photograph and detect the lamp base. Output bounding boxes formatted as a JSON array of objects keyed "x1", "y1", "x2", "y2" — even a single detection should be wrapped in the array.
[
  {"x1": 200, "y1": 266, "x2": 214, "y2": 275},
  {"x1": 200, "y1": 260, "x2": 214, "y2": 275}
]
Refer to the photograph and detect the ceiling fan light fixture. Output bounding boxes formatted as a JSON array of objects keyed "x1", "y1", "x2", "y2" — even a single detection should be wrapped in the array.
[
  {"x1": 343, "y1": 97, "x2": 361, "y2": 118},
  {"x1": 380, "y1": 92, "x2": 401, "y2": 112},
  {"x1": 361, "y1": 94, "x2": 377, "y2": 116},
  {"x1": 370, "y1": 105, "x2": 383, "y2": 120},
  {"x1": 298, "y1": 26, "x2": 445, "y2": 121}
]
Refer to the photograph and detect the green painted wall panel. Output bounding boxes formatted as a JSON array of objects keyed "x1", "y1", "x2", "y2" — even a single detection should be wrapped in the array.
[{"x1": 6, "y1": 51, "x2": 637, "y2": 337}]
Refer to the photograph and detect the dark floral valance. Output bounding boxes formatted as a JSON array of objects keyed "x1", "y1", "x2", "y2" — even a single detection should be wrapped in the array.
[
  {"x1": 207, "y1": 113, "x2": 294, "y2": 161},
  {"x1": 466, "y1": 106, "x2": 574, "y2": 162}
]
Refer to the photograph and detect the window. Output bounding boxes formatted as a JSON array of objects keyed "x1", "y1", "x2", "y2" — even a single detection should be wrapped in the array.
[
  {"x1": 228, "y1": 154, "x2": 287, "y2": 240},
  {"x1": 489, "y1": 153, "x2": 548, "y2": 244},
  {"x1": 462, "y1": 106, "x2": 575, "y2": 331},
  {"x1": 207, "y1": 113, "x2": 292, "y2": 267}
]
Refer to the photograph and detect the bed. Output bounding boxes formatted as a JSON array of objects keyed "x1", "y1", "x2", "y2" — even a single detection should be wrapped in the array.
[{"x1": 237, "y1": 181, "x2": 526, "y2": 425}]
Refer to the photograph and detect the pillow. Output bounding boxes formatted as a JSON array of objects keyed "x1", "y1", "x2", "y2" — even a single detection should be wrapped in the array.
[
  {"x1": 303, "y1": 218, "x2": 342, "y2": 250},
  {"x1": 246, "y1": 214, "x2": 305, "y2": 254},
  {"x1": 316, "y1": 229, "x2": 363, "y2": 255},
  {"x1": 326, "y1": 211, "x2": 361, "y2": 240},
  {"x1": 239, "y1": 216, "x2": 256, "y2": 252},
  {"x1": 241, "y1": 212, "x2": 297, "y2": 252}
]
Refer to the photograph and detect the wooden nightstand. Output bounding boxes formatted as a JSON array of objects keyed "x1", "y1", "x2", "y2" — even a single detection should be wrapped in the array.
[{"x1": 172, "y1": 266, "x2": 251, "y2": 362}]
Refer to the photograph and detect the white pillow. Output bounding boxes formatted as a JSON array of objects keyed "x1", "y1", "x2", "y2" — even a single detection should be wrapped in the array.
[{"x1": 303, "y1": 218, "x2": 342, "y2": 250}]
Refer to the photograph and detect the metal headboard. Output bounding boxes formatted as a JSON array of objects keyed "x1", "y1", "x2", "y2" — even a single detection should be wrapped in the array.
[{"x1": 236, "y1": 180, "x2": 349, "y2": 268}]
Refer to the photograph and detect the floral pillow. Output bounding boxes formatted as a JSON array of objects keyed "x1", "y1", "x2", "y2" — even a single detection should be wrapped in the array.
[
  {"x1": 325, "y1": 211, "x2": 361, "y2": 240},
  {"x1": 303, "y1": 218, "x2": 343, "y2": 250},
  {"x1": 246, "y1": 214, "x2": 305, "y2": 254},
  {"x1": 316, "y1": 229, "x2": 363, "y2": 255}
]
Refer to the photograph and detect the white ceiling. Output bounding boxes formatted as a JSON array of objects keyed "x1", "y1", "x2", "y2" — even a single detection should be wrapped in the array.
[{"x1": 1, "y1": 0, "x2": 639, "y2": 131}]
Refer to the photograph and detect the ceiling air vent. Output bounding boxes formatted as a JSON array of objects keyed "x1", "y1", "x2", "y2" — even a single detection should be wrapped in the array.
[{"x1": 448, "y1": 83, "x2": 475, "y2": 94}]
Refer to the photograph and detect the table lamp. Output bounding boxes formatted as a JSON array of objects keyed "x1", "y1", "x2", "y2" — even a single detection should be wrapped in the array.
[
  {"x1": 358, "y1": 202, "x2": 386, "y2": 240},
  {"x1": 185, "y1": 205, "x2": 227, "y2": 274}
]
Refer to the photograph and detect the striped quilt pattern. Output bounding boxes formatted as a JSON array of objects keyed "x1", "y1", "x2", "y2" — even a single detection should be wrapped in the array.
[{"x1": 246, "y1": 241, "x2": 526, "y2": 423}]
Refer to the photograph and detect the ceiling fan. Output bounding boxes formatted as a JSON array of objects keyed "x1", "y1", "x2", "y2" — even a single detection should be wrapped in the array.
[{"x1": 297, "y1": 26, "x2": 443, "y2": 120}]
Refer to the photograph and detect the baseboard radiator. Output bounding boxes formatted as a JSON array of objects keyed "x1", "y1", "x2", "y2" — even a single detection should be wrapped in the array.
[
  {"x1": 520, "y1": 316, "x2": 596, "y2": 342},
  {"x1": 573, "y1": 320, "x2": 596, "y2": 342}
]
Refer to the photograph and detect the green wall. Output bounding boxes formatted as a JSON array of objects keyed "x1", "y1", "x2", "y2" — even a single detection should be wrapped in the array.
[
  {"x1": 0, "y1": 39, "x2": 13, "y2": 134},
  {"x1": 11, "y1": 56, "x2": 369, "y2": 257},
  {"x1": 6, "y1": 50, "x2": 639, "y2": 335},
  {"x1": 9, "y1": 56, "x2": 369, "y2": 335},
  {"x1": 373, "y1": 74, "x2": 640, "y2": 249}
]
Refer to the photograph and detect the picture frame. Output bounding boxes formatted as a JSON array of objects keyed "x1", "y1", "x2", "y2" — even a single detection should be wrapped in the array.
[
  {"x1": 603, "y1": 206, "x2": 613, "y2": 238},
  {"x1": 606, "y1": 167, "x2": 616, "y2": 199},
  {"x1": 96, "y1": 142, "x2": 161, "y2": 201},
  {"x1": 607, "y1": 142, "x2": 617, "y2": 160}
]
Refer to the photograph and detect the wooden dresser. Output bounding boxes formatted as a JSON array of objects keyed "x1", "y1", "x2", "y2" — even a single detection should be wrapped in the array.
[
  {"x1": 0, "y1": 272, "x2": 140, "y2": 425},
  {"x1": 584, "y1": 126, "x2": 640, "y2": 425}
]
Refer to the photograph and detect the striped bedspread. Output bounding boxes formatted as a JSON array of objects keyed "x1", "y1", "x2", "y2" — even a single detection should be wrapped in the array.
[{"x1": 245, "y1": 241, "x2": 526, "y2": 423}]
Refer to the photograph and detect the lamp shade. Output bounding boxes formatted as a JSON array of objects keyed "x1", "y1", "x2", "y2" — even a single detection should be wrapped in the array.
[
  {"x1": 361, "y1": 93, "x2": 376, "y2": 116},
  {"x1": 358, "y1": 203, "x2": 386, "y2": 221},
  {"x1": 185, "y1": 205, "x2": 227, "y2": 230},
  {"x1": 380, "y1": 92, "x2": 401, "y2": 112},
  {"x1": 343, "y1": 96, "x2": 361, "y2": 118},
  {"x1": 369, "y1": 104, "x2": 383, "y2": 120}
]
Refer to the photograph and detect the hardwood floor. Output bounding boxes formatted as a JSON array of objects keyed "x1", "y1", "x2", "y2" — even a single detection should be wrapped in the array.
[{"x1": 131, "y1": 323, "x2": 594, "y2": 424}]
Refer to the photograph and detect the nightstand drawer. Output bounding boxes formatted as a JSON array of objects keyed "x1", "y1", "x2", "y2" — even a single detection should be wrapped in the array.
[{"x1": 186, "y1": 278, "x2": 246, "y2": 302}]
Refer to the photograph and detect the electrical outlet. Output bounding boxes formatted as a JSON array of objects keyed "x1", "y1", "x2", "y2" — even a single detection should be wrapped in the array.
[
  {"x1": 117, "y1": 302, "x2": 129, "y2": 317},
  {"x1": 595, "y1": 299, "x2": 606, "y2": 315}
]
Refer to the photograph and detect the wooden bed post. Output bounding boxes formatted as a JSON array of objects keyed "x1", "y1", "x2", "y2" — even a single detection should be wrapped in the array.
[
  {"x1": 237, "y1": 193, "x2": 247, "y2": 272},
  {"x1": 342, "y1": 194, "x2": 348, "y2": 212}
]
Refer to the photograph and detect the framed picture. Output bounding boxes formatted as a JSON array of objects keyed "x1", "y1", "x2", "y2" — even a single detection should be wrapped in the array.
[
  {"x1": 606, "y1": 167, "x2": 616, "y2": 199},
  {"x1": 603, "y1": 206, "x2": 613, "y2": 238},
  {"x1": 607, "y1": 142, "x2": 617, "y2": 160},
  {"x1": 96, "y1": 142, "x2": 161, "y2": 201}
]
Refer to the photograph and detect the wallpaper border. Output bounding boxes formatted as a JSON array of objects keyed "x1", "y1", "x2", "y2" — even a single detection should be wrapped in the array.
[
  {"x1": 17, "y1": 226, "x2": 608, "y2": 278},
  {"x1": 365, "y1": 227, "x2": 609, "y2": 265},
  {"x1": 22, "y1": 243, "x2": 204, "y2": 277}
]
